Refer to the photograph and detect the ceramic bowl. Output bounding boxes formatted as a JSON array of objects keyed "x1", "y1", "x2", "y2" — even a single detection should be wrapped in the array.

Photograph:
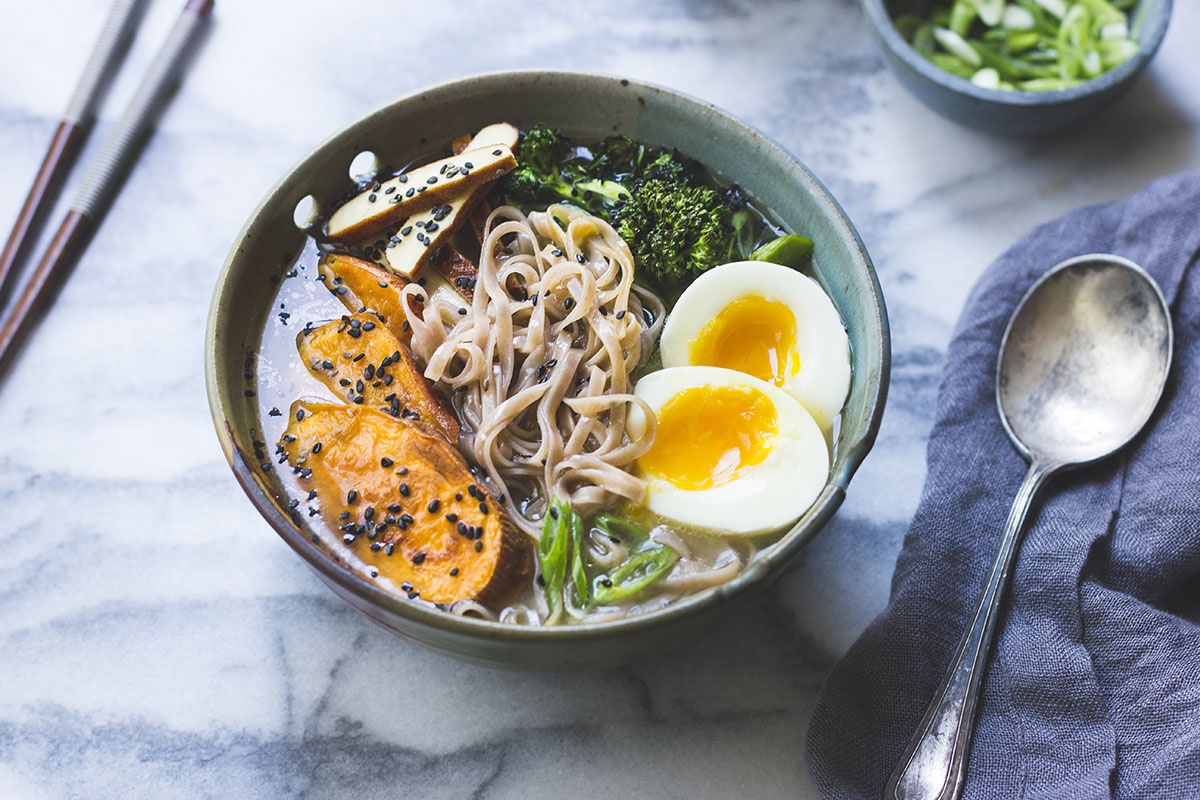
[
  {"x1": 205, "y1": 70, "x2": 890, "y2": 671},
  {"x1": 861, "y1": 0, "x2": 1173, "y2": 135}
]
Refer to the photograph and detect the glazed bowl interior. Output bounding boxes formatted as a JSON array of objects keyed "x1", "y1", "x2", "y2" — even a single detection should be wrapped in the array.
[
  {"x1": 205, "y1": 71, "x2": 889, "y2": 670},
  {"x1": 861, "y1": 0, "x2": 1172, "y2": 134}
]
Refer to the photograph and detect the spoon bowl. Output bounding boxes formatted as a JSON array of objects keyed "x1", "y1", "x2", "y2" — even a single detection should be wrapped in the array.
[
  {"x1": 888, "y1": 253, "x2": 1172, "y2": 800},
  {"x1": 998, "y1": 254, "x2": 1173, "y2": 467}
]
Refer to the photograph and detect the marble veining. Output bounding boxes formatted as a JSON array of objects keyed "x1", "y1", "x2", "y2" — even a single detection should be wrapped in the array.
[{"x1": 0, "y1": 0, "x2": 1197, "y2": 797}]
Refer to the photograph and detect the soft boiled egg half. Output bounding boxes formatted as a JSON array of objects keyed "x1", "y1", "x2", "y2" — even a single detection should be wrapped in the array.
[
  {"x1": 627, "y1": 366, "x2": 829, "y2": 535},
  {"x1": 659, "y1": 260, "x2": 850, "y2": 431}
]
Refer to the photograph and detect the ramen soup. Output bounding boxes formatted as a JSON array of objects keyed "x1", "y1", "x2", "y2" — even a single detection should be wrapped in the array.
[{"x1": 253, "y1": 122, "x2": 851, "y2": 625}]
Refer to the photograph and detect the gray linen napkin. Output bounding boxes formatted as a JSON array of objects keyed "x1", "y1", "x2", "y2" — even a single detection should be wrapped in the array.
[{"x1": 806, "y1": 172, "x2": 1200, "y2": 800}]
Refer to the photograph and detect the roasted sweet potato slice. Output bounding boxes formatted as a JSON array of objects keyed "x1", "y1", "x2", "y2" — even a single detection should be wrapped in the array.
[
  {"x1": 326, "y1": 145, "x2": 516, "y2": 243},
  {"x1": 317, "y1": 253, "x2": 419, "y2": 338},
  {"x1": 298, "y1": 314, "x2": 459, "y2": 443},
  {"x1": 279, "y1": 403, "x2": 534, "y2": 608}
]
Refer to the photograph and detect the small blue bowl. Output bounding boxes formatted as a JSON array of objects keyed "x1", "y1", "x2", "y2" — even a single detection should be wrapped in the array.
[{"x1": 861, "y1": 0, "x2": 1173, "y2": 135}]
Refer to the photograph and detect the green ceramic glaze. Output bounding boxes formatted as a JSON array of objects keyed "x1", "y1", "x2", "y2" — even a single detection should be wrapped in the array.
[
  {"x1": 204, "y1": 71, "x2": 890, "y2": 671},
  {"x1": 861, "y1": 0, "x2": 1172, "y2": 135}
]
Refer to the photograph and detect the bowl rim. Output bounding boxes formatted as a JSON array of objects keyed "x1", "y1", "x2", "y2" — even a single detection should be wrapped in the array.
[
  {"x1": 204, "y1": 68, "x2": 890, "y2": 645},
  {"x1": 859, "y1": 0, "x2": 1173, "y2": 107}
]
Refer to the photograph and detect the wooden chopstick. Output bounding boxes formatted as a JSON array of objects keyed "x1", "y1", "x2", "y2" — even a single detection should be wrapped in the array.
[
  {"x1": 0, "y1": 0, "x2": 149, "y2": 310},
  {"x1": 0, "y1": 0, "x2": 214, "y2": 382}
]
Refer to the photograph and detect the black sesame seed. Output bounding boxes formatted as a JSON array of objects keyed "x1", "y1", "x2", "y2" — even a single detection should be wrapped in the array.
[
  {"x1": 312, "y1": 442, "x2": 322, "y2": 454},
  {"x1": 347, "y1": 490, "x2": 358, "y2": 503},
  {"x1": 381, "y1": 457, "x2": 393, "y2": 468},
  {"x1": 412, "y1": 552, "x2": 426, "y2": 565},
  {"x1": 450, "y1": 567, "x2": 459, "y2": 576},
  {"x1": 549, "y1": 507, "x2": 559, "y2": 520},
  {"x1": 474, "y1": 541, "x2": 483, "y2": 552},
  {"x1": 492, "y1": 149, "x2": 502, "y2": 155},
  {"x1": 601, "y1": 578, "x2": 613, "y2": 587},
  {"x1": 364, "y1": 506, "x2": 375, "y2": 521},
  {"x1": 401, "y1": 582, "x2": 413, "y2": 592},
  {"x1": 428, "y1": 499, "x2": 441, "y2": 513},
  {"x1": 426, "y1": 176, "x2": 438, "y2": 184},
  {"x1": 399, "y1": 484, "x2": 410, "y2": 496},
  {"x1": 479, "y1": 502, "x2": 489, "y2": 515},
  {"x1": 445, "y1": 513, "x2": 458, "y2": 522}
]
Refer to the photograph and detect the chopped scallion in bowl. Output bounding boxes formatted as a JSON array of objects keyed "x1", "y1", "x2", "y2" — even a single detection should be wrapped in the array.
[{"x1": 894, "y1": 0, "x2": 1139, "y2": 91}]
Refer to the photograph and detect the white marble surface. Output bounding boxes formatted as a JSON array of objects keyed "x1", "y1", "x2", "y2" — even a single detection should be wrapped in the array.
[{"x1": 0, "y1": 1, "x2": 1197, "y2": 797}]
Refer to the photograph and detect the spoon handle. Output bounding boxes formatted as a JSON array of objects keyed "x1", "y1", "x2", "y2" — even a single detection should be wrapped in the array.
[{"x1": 885, "y1": 459, "x2": 1055, "y2": 800}]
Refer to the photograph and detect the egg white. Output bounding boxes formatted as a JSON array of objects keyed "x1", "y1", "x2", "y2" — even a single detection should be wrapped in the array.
[
  {"x1": 627, "y1": 366, "x2": 829, "y2": 535},
  {"x1": 659, "y1": 260, "x2": 851, "y2": 431}
]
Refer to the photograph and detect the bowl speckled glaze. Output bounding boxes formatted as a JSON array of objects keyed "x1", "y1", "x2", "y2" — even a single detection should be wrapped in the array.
[
  {"x1": 861, "y1": 0, "x2": 1172, "y2": 135},
  {"x1": 205, "y1": 71, "x2": 889, "y2": 671}
]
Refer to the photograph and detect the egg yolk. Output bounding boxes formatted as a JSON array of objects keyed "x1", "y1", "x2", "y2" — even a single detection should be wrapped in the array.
[
  {"x1": 688, "y1": 295, "x2": 799, "y2": 387},
  {"x1": 639, "y1": 384, "x2": 778, "y2": 491}
]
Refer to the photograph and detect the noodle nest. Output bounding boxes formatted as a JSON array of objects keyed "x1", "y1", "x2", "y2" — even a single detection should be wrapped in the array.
[{"x1": 403, "y1": 204, "x2": 665, "y2": 537}]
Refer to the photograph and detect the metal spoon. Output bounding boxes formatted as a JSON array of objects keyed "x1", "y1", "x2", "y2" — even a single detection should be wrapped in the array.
[{"x1": 885, "y1": 254, "x2": 1173, "y2": 800}]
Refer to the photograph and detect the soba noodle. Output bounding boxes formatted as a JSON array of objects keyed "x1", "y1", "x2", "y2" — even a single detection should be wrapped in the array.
[{"x1": 402, "y1": 203, "x2": 665, "y2": 537}]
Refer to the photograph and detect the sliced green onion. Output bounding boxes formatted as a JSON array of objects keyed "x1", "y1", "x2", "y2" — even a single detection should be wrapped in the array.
[
  {"x1": 592, "y1": 546, "x2": 680, "y2": 606},
  {"x1": 750, "y1": 235, "x2": 815, "y2": 269},
  {"x1": 1098, "y1": 37, "x2": 1136, "y2": 68},
  {"x1": 1100, "y1": 21, "x2": 1128, "y2": 40},
  {"x1": 1003, "y1": 5, "x2": 1037, "y2": 29},
  {"x1": 568, "y1": 502, "x2": 590, "y2": 607},
  {"x1": 971, "y1": 67, "x2": 1002, "y2": 88},
  {"x1": 592, "y1": 513, "x2": 650, "y2": 547},
  {"x1": 933, "y1": 26, "x2": 984, "y2": 66},
  {"x1": 1035, "y1": 0, "x2": 1067, "y2": 18},
  {"x1": 974, "y1": 0, "x2": 1006, "y2": 27},
  {"x1": 949, "y1": 0, "x2": 978, "y2": 36},
  {"x1": 538, "y1": 497, "x2": 572, "y2": 615},
  {"x1": 897, "y1": 0, "x2": 1136, "y2": 91}
]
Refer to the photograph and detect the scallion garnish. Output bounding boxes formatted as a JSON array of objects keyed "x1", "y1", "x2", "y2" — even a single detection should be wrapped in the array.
[{"x1": 894, "y1": 0, "x2": 1139, "y2": 91}]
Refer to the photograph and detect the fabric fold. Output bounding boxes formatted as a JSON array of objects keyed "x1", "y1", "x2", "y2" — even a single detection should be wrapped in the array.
[{"x1": 806, "y1": 173, "x2": 1200, "y2": 800}]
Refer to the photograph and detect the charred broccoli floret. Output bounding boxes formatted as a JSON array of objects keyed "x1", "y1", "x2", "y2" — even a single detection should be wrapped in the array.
[
  {"x1": 614, "y1": 178, "x2": 734, "y2": 283},
  {"x1": 502, "y1": 124, "x2": 631, "y2": 215}
]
